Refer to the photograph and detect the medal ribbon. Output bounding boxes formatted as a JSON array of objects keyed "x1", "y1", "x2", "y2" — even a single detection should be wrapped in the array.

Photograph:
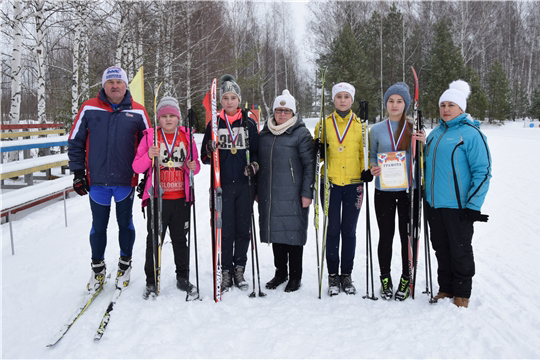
[
  {"x1": 332, "y1": 112, "x2": 354, "y2": 144},
  {"x1": 386, "y1": 119, "x2": 407, "y2": 151},
  {"x1": 224, "y1": 113, "x2": 240, "y2": 148},
  {"x1": 160, "y1": 127, "x2": 178, "y2": 161}
]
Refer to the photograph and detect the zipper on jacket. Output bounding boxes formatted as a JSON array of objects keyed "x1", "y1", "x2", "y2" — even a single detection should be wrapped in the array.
[
  {"x1": 289, "y1": 158, "x2": 296, "y2": 184},
  {"x1": 451, "y1": 137, "x2": 465, "y2": 209},
  {"x1": 266, "y1": 136, "x2": 277, "y2": 243},
  {"x1": 430, "y1": 126, "x2": 448, "y2": 207}
]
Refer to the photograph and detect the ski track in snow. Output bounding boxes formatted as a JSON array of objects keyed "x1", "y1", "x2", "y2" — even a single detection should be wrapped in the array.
[{"x1": 2, "y1": 120, "x2": 540, "y2": 359}]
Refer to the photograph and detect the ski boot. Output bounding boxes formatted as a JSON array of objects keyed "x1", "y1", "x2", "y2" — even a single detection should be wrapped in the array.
[
  {"x1": 434, "y1": 291, "x2": 453, "y2": 301},
  {"x1": 221, "y1": 270, "x2": 233, "y2": 292},
  {"x1": 266, "y1": 275, "x2": 288, "y2": 290},
  {"x1": 115, "y1": 256, "x2": 132, "y2": 288},
  {"x1": 394, "y1": 275, "x2": 410, "y2": 301},
  {"x1": 87, "y1": 259, "x2": 106, "y2": 293},
  {"x1": 380, "y1": 274, "x2": 393, "y2": 300},
  {"x1": 284, "y1": 279, "x2": 301, "y2": 293},
  {"x1": 177, "y1": 278, "x2": 197, "y2": 296},
  {"x1": 142, "y1": 285, "x2": 157, "y2": 300},
  {"x1": 234, "y1": 266, "x2": 249, "y2": 291},
  {"x1": 328, "y1": 274, "x2": 340, "y2": 296},
  {"x1": 340, "y1": 274, "x2": 356, "y2": 295}
]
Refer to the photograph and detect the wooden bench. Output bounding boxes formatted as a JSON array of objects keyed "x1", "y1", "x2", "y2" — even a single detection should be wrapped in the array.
[
  {"x1": 0, "y1": 153, "x2": 69, "y2": 180},
  {"x1": 1, "y1": 176, "x2": 74, "y2": 255},
  {"x1": 0, "y1": 135, "x2": 68, "y2": 152},
  {"x1": 1, "y1": 123, "x2": 69, "y2": 188}
]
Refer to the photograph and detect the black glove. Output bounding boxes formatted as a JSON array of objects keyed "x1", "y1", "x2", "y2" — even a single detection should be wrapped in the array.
[
  {"x1": 244, "y1": 162, "x2": 259, "y2": 177},
  {"x1": 315, "y1": 138, "x2": 328, "y2": 154},
  {"x1": 361, "y1": 169, "x2": 373, "y2": 183},
  {"x1": 73, "y1": 170, "x2": 89, "y2": 196},
  {"x1": 206, "y1": 140, "x2": 218, "y2": 153},
  {"x1": 461, "y1": 208, "x2": 489, "y2": 223},
  {"x1": 136, "y1": 176, "x2": 147, "y2": 199}
]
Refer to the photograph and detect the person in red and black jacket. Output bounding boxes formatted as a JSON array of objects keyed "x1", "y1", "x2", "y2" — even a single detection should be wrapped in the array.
[
  {"x1": 200, "y1": 74, "x2": 259, "y2": 294},
  {"x1": 68, "y1": 66, "x2": 150, "y2": 295}
]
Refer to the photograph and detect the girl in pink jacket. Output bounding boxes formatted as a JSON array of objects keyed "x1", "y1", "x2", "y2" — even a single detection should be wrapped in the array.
[{"x1": 133, "y1": 96, "x2": 200, "y2": 299}]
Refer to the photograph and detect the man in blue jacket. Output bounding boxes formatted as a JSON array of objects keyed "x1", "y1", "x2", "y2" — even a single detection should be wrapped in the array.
[{"x1": 68, "y1": 66, "x2": 150, "y2": 294}]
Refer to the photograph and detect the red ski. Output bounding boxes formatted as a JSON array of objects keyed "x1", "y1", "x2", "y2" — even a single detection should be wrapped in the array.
[{"x1": 210, "y1": 79, "x2": 223, "y2": 302}]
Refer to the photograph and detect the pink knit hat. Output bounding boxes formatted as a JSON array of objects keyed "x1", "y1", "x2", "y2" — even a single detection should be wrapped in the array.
[{"x1": 157, "y1": 96, "x2": 182, "y2": 120}]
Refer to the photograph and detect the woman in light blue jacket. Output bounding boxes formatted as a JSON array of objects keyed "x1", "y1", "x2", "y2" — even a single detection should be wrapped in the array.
[{"x1": 425, "y1": 80, "x2": 491, "y2": 308}]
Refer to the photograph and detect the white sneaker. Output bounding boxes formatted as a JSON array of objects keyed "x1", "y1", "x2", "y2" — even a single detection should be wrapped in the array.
[
  {"x1": 87, "y1": 260, "x2": 106, "y2": 293},
  {"x1": 115, "y1": 256, "x2": 132, "y2": 288}
]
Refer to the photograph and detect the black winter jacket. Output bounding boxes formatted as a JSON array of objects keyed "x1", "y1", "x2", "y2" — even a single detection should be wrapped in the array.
[{"x1": 257, "y1": 116, "x2": 315, "y2": 246}]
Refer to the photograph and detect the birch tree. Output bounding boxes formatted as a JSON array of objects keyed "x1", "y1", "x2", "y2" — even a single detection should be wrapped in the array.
[{"x1": 9, "y1": 0, "x2": 23, "y2": 127}]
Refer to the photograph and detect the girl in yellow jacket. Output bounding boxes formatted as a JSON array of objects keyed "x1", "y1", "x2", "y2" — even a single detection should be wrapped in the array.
[{"x1": 314, "y1": 82, "x2": 373, "y2": 296}]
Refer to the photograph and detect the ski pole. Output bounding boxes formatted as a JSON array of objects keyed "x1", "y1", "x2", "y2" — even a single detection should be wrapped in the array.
[
  {"x1": 243, "y1": 104, "x2": 266, "y2": 298},
  {"x1": 359, "y1": 101, "x2": 377, "y2": 301},
  {"x1": 185, "y1": 108, "x2": 200, "y2": 301}
]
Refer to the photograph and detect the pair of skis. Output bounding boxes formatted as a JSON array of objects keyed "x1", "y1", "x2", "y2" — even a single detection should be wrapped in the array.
[
  {"x1": 47, "y1": 276, "x2": 123, "y2": 346},
  {"x1": 208, "y1": 79, "x2": 263, "y2": 302},
  {"x1": 407, "y1": 67, "x2": 435, "y2": 302},
  {"x1": 209, "y1": 79, "x2": 223, "y2": 302},
  {"x1": 314, "y1": 68, "x2": 331, "y2": 299}
]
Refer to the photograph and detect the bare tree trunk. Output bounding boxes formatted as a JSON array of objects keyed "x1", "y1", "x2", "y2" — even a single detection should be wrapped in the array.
[
  {"x1": 79, "y1": 3, "x2": 89, "y2": 102},
  {"x1": 9, "y1": 0, "x2": 24, "y2": 162},
  {"x1": 256, "y1": 45, "x2": 271, "y2": 119},
  {"x1": 10, "y1": 0, "x2": 23, "y2": 125},
  {"x1": 402, "y1": 13, "x2": 406, "y2": 83},
  {"x1": 115, "y1": 7, "x2": 126, "y2": 67},
  {"x1": 163, "y1": 6, "x2": 174, "y2": 96},
  {"x1": 34, "y1": 0, "x2": 46, "y2": 123},
  {"x1": 71, "y1": 18, "x2": 80, "y2": 120},
  {"x1": 126, "y1": 35, "x2": 133, "y2": 80},
  {"x1": 527, "y1": 14, "x2": 536, "y2": 103},
  {"x1": 136, "y1": 19, "x2": 144, "y2": 70},
  {"x1": 185, "y1": 2, "x2": 194, "y2": 112},
  {"x1": 380, "y1": 14, "x2": 383, "y2": 121}
]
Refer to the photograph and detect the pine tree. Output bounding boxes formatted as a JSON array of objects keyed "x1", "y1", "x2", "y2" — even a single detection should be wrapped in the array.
[
  {"x1": 464, "y1": 66, "x2": 487, "y2": 121},
  {"x1": 487, "y1": 60, "x2": 511, "y2": 122},
  {"x1": 510, "y1": 78, "x2": 529, "y2": 121},
  {"x1": 425, "y1": 18, "x2": 464, "y2": 120},
  {"x1": 318, "y1": 23, "x2": 376, "y2": 120},
  {"x1": 530, "y1": 87, "x2": 540, "y2": 121}
]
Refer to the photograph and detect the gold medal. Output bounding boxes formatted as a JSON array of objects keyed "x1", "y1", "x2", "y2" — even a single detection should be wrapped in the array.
[
  {"x1": 231, "y1": 147, "x2": 237, "y2": 155},
  {"x1": 338, "y1": 145, "x2": 345, "y2": 153},
  {"x1": 167, "y1": 160, "x2": 175, "y2": 168}
]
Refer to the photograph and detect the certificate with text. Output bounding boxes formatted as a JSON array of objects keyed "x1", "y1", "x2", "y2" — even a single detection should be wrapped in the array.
[{"x1": 377, "y1": 151, "x2": 408, "y2": 190}]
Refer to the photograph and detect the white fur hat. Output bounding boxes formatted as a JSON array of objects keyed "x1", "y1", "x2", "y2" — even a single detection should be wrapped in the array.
[
  {"x1": 332, "y1": 82, "x2": 355, "y2": 101},
  {"x1": 439, "y1": 80, "x2": 471, "y2": 112},
  {"x1": 102, "y1": 66, "x2": 128, "y2": 88},
  {"x1": 273, "y1": 89, "x2": 296, "y2": 114}
]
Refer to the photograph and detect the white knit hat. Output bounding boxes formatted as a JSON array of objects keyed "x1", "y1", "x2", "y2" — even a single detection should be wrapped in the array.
[
  {"x1": 438, "y1": 80, "x2": 471, "y2": 112},
  {"x1": 332, "y1": 82, "x2": 355, "y2": 101},
  {"x1": 273, "y1": 89, "x2": 296, "y2": 114},
  {"x1": 102, "y1": 66, "x2": 128, "y2": 88}
]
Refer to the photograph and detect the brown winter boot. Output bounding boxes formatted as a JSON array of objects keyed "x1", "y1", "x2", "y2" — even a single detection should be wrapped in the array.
[
  {"x1": 454, "y1": 297, "x2": 469, "y2": 308},
  {"x1": 434, "y1": 292, "x2": 453, "y2": 301}
]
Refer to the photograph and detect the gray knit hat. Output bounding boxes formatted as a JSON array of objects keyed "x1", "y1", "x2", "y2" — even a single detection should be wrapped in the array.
[
  {"x1": 384, "y1": 82, "x2": 411, "y2": 113},
  {"x1": 220, "y1": 74, "x2": 241, "y2": 103},
  {"x1": 157, "y1": 96, "x2": 181, "y2": 120}
]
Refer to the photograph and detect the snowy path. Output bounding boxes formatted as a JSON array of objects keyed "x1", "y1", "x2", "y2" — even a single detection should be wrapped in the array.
[{"x1": 2, "y1": 120, "x2": 539, "y2": 358}]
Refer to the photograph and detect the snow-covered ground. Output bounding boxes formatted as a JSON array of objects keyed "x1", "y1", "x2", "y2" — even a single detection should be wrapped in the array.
[{"x1": 2, "y1": 119, "x2": 539, "y2": 359}]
